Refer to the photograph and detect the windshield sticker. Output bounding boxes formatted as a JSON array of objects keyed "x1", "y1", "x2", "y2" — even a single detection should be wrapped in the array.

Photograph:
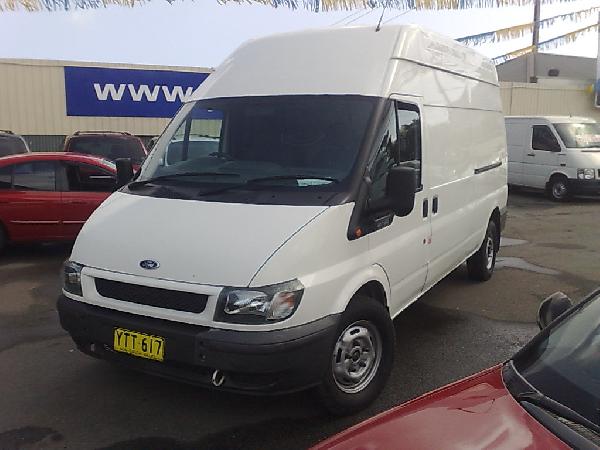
[
  {"x1": 297, "y1": 179, "x2": 334, "y2": 186},
  {"x1": 575, "y1": 134, "x2": 600, "y2": 147}
]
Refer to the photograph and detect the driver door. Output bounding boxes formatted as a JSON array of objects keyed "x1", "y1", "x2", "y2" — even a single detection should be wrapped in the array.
[
  {"x1": 366, "y1": 98, "x2": 430, "y2": 317},
  {"x1": 523, "y1": 124, "x2": 562, "y2": 188}
]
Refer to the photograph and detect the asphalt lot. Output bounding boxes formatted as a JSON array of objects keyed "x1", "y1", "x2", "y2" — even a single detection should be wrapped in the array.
[{"x1": 0, "y1": 190, "x2": 598, "y2": 450}]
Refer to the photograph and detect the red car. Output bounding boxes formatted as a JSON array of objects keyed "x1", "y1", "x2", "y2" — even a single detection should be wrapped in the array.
[
  {"x1": 0, "y1": 152, "x2": 116, "y2": 251},
  {"x1": 314, "y1": 290, "x2": 600, "y2": 450},
  {"x1": 63, "y1": 131, "x2": 147, "y2": 169}
]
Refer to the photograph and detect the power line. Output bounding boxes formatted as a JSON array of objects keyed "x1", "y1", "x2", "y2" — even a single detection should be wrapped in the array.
[
  {"x1": 382, "y1": 8, "x2": 412, "y2": 25},
  {"x1": 344, "y1": 7, "x2": 377, "y2": 25},
  {"x1": 330, "y1": 9, "x2": 363, "y2": 26}
]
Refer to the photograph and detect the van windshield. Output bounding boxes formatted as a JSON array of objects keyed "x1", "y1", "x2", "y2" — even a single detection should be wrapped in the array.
[
  {"x1": 553, "y1": 122, "x2": 600, "y2": 149},
  {"x1": 138, "y1": 95, "x2": 376, "y2": 201}
]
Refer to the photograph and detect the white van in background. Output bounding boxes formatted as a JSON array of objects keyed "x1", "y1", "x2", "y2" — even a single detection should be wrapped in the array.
[
  {"x1": 505, "y1": 116, "x2": 600, "y2": 201},
  {"x1": 58, "y1": 25, "x2": 507, "y2": 415}
]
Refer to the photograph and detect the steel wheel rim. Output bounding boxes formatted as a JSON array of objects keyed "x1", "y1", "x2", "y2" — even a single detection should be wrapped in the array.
[
  {"x1": 486, "y1": 236, "x2": 495, "y2": 270},
  {"x1": 331, "y1": 320, "x2": 382, "y2": 394},
  {"x1": 553, "y1": 182, "x2": 567, "y2": 199}
]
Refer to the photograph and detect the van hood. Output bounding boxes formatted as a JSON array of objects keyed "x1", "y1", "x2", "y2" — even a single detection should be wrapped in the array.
[{"x1": 71, "y1": 192, "x2": 327, "y2": 286}]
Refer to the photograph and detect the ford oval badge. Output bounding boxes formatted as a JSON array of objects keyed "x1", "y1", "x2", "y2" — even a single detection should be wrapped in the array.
[{"x1": 140, "y1": 260, "x2": 160, "y2": 270}]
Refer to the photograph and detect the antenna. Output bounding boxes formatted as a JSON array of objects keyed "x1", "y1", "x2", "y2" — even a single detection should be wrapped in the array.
[{"x1": 376, "y1": 6, "x2": 386, "y2": 32}]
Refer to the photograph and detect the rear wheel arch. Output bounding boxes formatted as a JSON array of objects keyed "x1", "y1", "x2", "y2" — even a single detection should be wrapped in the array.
[{"x1": 489, "y1": 207, "x2": 501, "y2": 247}]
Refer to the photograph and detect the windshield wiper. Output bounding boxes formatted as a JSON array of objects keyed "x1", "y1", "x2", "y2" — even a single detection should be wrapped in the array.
[
  {"x1": 516, "y1": 392, "x2": 600, "y2": 436},
  {"x1": 195, "y1": 175, "x2": 339, "y2": 197},
  {"x1": 128, "y1": 172, "x2": 240, "y2": 189},
  {"x1": 246, "y1": 175, "x2": 339, "y2": 184}
]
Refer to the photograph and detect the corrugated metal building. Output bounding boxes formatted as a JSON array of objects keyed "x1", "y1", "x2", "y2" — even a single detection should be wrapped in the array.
[
  {"x1": 497, "y1": 53, "x2": 599, "y2": 121},
  {"x1": 0, "y1": 58, "x2": 213, "y2": 151},
  {"x1": 496, "y1": 52, "x2": 595, "y2": 84}
]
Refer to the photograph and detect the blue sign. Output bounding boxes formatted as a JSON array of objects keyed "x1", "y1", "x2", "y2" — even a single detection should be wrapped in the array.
[{"x1": 64, "y1": 66, "x2": 210, "y2": 118}]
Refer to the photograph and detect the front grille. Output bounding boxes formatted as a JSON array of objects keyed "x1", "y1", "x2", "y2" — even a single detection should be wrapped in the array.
[{"x1": 95, "y1": 278, "x2": 208, "y2": 314}]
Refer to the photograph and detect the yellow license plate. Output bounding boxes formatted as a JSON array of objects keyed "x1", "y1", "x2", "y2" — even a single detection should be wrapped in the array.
[{"x1": 113, "y1": 328, "x2": 165, "y2": 362}]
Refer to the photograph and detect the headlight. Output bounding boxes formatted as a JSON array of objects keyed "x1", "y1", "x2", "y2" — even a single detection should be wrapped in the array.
[
  {"x1": 577, "y1": 168, "x2": 596, "y2": 180},
  {"x1": 63, "y1": 261, "x2": 84, "y2": 296},
  {"x1": 215, "y1": 279, "x2": 304, "y2": 324}
]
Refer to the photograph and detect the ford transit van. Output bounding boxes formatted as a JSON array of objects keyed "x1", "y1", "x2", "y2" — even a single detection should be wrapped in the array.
[
  {"x1": 58, "y1": 25, "x2": 508, "y2": 414},
  {"x1": 505, "y1": 116, "x2": 600, "y2": 201}
]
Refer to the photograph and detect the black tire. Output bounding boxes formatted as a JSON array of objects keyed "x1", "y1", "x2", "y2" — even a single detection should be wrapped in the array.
[
  {"x1": 467, "y1": 220, "x2": 498, "y2": 282},
  {"x1": 0, "y1": 224, "x2": 6, "y2": 253},
  {"x1": 318, "y1": 295, "x2": 395, "y2": 416},
  {"x1": 547, "y1": 176, "x2": 570, "y2": 202}
]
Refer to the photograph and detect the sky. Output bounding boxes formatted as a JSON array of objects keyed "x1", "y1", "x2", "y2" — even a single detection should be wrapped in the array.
[{"x1": 0, "y1": 0, "x2": 598, "y2": 68}]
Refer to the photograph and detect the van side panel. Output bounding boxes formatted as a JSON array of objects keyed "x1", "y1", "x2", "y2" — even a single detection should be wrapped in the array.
[{"x1": 390, "y1": 62, "x2": 507, "y2": 293}]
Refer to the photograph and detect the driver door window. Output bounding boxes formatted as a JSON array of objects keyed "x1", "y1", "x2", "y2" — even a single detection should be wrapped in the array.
[
  {"x1": 532, "y1": 126, "x2": 561, "y2": 152},
  {"x1": 368, "y1": 101, "x2": 422, "y2": 205}
]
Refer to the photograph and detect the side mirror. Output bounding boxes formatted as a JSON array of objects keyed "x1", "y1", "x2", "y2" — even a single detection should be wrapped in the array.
[
  {"x1": 386, "y1": 166, "x2": 418, "y2": 217},
  {"x1": 537, "y1": 292, "x2": 573, "y2": 330},
  {"x1": 115, "y1": 158, "x2": 134, "y2": 188}
]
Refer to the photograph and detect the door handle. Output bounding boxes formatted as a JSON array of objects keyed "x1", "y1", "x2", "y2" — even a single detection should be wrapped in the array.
[
  {"x1": 422, "y1": 199, "x2": 429, "y2": 218},
  {"x1": 432, "y1": 196, "x2": 439, "y2": 214},
  {"x1": 526, "y1": 152, "x2": 535, "y2": 156},
  {"x1": 64, "y1": 201, "x2": 87, "y2": 205}
]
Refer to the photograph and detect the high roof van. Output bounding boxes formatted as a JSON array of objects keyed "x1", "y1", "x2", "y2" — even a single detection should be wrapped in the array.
[
  {"x1": 505, "y1": 116, "x2": 600, "y2": 201},
  {"x1": 58, "y1": 25, "x2": 508, "y2": 414}
]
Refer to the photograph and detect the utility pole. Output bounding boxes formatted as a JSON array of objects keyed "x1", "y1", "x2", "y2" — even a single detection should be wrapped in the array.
[
  {"x1": 532, "y1": 0, "x2": 541, "y2": 50},
  {"x1": 596, "y1": 11, "x2": 600, "y2": 107},
  {"x1": 529, "y1": 0, "x2": 541, "y2": 82}
]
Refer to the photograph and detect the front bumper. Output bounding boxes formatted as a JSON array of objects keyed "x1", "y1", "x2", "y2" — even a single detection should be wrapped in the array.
[
  {"x1": 57, "y1": 295, "x2": 340, "y2": 394},
  {"x1": 568, "y1": 179, "x2": 600, "y2": 196}
]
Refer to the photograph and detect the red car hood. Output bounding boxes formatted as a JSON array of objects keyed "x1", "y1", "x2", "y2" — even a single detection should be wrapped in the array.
[{"x1": 313, "y1": 365, "x2": 569, "y2": 450}]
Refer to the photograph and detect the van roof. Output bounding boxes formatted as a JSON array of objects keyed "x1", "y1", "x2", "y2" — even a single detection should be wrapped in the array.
[
  {"x1": 190, "y1": 25, "x2": 497, "y2": 101},
  {"x1": 505, "y1": 116, "x2": 597, "y2": 123}
]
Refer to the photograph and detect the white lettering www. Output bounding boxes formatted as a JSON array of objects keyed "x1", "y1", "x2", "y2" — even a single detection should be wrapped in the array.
[
  {"x1": 93, "y1": 83, "x2": 126, "y2": 101},
  {"x1": 161, "y1": 85, "x2": 195, "y2": 102},
  {"x1": 93, "y1": 83, "x2": 195, "y2": 103},
  {"x1": 128, "y1": 84, "x2": 161, "y2": 102}
]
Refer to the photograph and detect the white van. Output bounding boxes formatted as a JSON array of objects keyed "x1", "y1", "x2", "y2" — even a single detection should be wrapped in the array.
[
  {"x1": 58, "y1": 25, "x2": 507, "y2": 414},
  {"x1": 505, "y1": 116, "x2": 600, "y2": 201}
]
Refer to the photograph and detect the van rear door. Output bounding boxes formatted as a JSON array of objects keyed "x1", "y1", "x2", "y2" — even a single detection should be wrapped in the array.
[{"x1": 505, "y1": 120, "x2": 527, "y2": 186}]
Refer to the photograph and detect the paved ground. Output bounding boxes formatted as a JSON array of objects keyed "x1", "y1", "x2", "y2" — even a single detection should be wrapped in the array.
[{"x1": 0, "y1": 190, "x2": 598, "y2": 450}]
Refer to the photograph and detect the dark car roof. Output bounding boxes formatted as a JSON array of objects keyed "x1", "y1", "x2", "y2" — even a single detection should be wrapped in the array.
[
  {"x1": 67, "y1": 132, "x2": 136, "y2": 138},
  {"x1": 0, "y1": 152, "x2": 116, "y2": 172}
]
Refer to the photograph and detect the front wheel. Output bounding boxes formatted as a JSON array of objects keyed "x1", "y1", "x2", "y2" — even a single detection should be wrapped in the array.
[
  {"x1": 467, "y1": 220, "x2": 498, "y2": 281},
  {"x1": 318, "y1": 295, "x2": 395, "y2": 416},
  {"x1": 548, "y1": 176, "x2": 570, "y2": 202}
]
